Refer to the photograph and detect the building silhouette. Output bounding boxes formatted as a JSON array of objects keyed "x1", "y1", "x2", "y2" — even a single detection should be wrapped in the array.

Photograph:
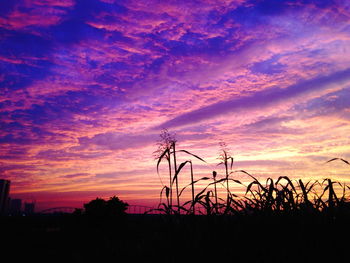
[
  {"x1": 10, "y1": 198, "x2": 22, "y2": 215},
  {"x1": 24, "y1": 202, "x2": 35, "y2": 215},
  {"x1": 0, "y1": 179, "x2": 10, "y2": 215}
]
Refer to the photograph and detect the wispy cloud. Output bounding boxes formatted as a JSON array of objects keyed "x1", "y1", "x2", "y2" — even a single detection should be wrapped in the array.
[
  {"x1": 1, "y1": 0, "x2": 350, "y2": 209},
  {"x1": 159, "y1": 68, "x2": 350, "y2": 128}
]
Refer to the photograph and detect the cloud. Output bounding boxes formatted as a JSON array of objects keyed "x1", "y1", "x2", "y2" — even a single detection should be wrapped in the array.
[
  {"x1": 159, "y1": 68, "x2": 350, "y2": 128},
  {"x1": 94, "y1": 172, "x2": 119, "y2": 178},
  {"x1": 250, "y1": 56, "x2": 286, "y2": 75},
  {"x1": 63, "y1": 173, "x2": 90, "y2": 178},
  {"x1": 78, "y1": 130, "x2": 213, "y2": 151},
  {"x1": 1, "y1": 0, "x2": 350, "y2": 207},
  {"x1": 294, "y1": 87, "x2": 350, "y2": 119},
  {"x1": 35, "y1": 148, "x2": 110, "y2": 161},
  {"x1": 0, "y1": 0, "x2": 74, "y2": 30},
  {"x1": 78, "y1": 132, "x2": 157, "y2": 151},
  {"x1": 241, "y1": 115, "x2": 300, "y2": 135}
]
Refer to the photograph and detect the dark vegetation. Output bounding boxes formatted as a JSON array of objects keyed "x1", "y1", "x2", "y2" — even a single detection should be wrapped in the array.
[
  {"x1": 154, "y1": 130, "x2": 350, "y2": 216},
  {"x1": 2, "y1": 131, "x2": 350, "y2": 262},
  {"x1": 83, "y1": 196, "x2": 129, "y2": 217}
]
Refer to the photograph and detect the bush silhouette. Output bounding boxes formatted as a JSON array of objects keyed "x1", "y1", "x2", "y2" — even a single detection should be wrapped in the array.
[{"x1": 84, "y1": 196, "x2": 128, "y2": 217}]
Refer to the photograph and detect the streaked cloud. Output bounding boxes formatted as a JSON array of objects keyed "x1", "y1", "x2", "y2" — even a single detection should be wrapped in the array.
[{"x1": 1, "y1": 0, "x2": 349, "y2": 209}]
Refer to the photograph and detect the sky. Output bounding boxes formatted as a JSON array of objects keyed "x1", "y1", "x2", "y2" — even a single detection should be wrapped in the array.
[{"x1": 1, "y1": 0, "x2": 350, "y2": 210}]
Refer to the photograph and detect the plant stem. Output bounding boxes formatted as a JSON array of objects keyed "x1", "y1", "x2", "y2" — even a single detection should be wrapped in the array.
[
  {"x1": 190, "y1": 161, "x2": 195, "y2": 214},
  {"x1": 224, "y1": 152, "x2": 230, "y2": 211},
  {"x1": 172, "y1": 141, "x2": 180, "y2": 212},
  {"x1": 167, "y1": 151, "x2": 173, "y2": 212},
  {"x1": 213, "y1": 171, "x2": 218, "y2": 214}
]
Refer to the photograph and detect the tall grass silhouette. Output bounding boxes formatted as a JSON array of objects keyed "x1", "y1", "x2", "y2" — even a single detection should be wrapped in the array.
[
  {"x1": 154, "y1": 131, "x2": 350, "y2": 216},
  {"x1": 154, "y1": 129, "x2": 207, "y2": 214}
]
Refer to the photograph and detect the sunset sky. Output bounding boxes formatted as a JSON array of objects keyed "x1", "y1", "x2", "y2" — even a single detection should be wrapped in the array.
[{"x1": 1, "y1": 0, "x2": 350, "y2": 210}]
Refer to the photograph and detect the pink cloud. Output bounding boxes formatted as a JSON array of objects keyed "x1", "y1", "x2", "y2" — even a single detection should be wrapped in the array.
[{"x1": 1, "y1": 0, "x2": 350, "y2": 209}]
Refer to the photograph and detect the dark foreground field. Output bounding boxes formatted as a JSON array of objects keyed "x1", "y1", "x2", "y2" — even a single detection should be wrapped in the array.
[{"x1": 2, "y1": 211, "x2": 349, "y2": 263}]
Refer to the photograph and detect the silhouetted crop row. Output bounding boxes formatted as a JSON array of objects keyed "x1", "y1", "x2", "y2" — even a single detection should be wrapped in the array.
[{"x1": 153, "y1": 130, "x2": 350, "y2": 216}]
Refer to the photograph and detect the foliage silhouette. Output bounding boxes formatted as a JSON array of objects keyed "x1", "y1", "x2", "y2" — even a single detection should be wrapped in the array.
[
  {"x1": 155, "y1": 131, "x2": 350, "y2": 216},
  {"x1": 84, "y1": 196, "x2": 128, "y2": 217}
]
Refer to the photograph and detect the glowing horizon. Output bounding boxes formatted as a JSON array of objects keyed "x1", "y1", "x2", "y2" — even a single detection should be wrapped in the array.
[{"x1": 1, "y1": 0, "x2": 350, "y2": 210}]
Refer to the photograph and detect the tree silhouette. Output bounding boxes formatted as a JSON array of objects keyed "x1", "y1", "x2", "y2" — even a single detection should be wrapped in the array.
[
  {"x1": 106, "y1": 196, "x2": 129, "y2": 216},
  {"x1": 84, "y1": 196, "x2": 128, "y2": 217}
]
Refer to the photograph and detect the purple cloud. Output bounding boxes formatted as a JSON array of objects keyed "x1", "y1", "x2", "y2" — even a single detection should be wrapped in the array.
[
  {"x1": 1, "y1": 0, "x2": 350, "y2": 208},
  {"x1": 159, "y1": 68, "x2": 350, "y2": 128},
  {"x1": 63, "y1": 173, "x2": 90, "y2": 178}
]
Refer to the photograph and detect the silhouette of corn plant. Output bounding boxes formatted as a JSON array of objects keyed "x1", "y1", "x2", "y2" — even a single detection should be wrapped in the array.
[
  {"x1": 322, "y1": 157, "x2": 350, "y2": 212},
  {"x1": 155, "y1": 129, "x2": 175, "y2": 211},
  {"x1": 212, "y1": 171, "x2": 218, "y2": 213},
  {"x1": 156, "y1": 129, "x2": 207, "y2": 214},
  {"x1": 326, "y1": 158, "x2": 350, "y2": 166},
  {"x1": 154, "y1": 136, "x2": 350, "y2": 216},
  {"x1": 217, "y1": 142, "x2": 234, "y2": 211}
]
